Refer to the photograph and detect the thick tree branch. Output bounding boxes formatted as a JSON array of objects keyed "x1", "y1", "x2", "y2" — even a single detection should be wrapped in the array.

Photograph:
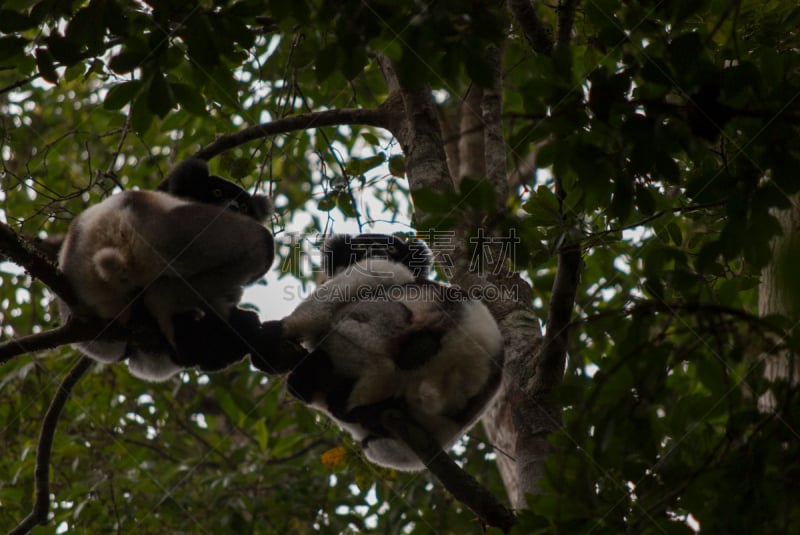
[
  {"x1": 194, "y1": 107, "x2": 390, "y2": 161},
  {"x1": 0, "y1": 221, "x2": 76, "y2": 304},
  {"x1": 556, "y1": 0, "x2": 580, "y2": 49},
  {"x1": 382, "y1": 410, "x2": 516, "y2": 532},
  {"x1": 268, "y1": 340, "x2": 516, "y2": 528},
  {"x1": 375, "y1": 52, "x2": 553, "y2": 511},
  {"x1": 436, "y1": 106, "x2": 460, "y2": 182},
  {"x1": 8, "y1": 357, "x2": 92, "y2": 535},
  {"x1": 0, "y1": 223, "x2": 141, "y2": 367},
  {"x1": 457, "y1": 86, "x2": 485, "y2": 187},
  {"x1": 509, "y1": 0, "x2": 554, "y2": 55},
  {"x1": 481, "y1": 44, "x2": 511, "y2": 215},
  {"x1": 374, "y1": 56, "x2": 454, "y2": 211}
]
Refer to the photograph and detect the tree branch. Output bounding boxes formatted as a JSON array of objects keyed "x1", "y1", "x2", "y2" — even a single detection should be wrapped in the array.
[
  {"x1": 556, "y1": 0, "x2": 580, "y2": 49},
  {"x1": 481, "y1": 44, "x2": 511, "y2": 215},
  {"x1": 375, "y1": 51, "x2": 550, "y2": 511},
  {"x1": 0, "y1": 319, "x2": 125, "y2": 366},
  {"x1": 8, "y1": 357, "x2": 92, "y2": 535},
  {"x1": 0, "y1": 221, "x2": 76, "y2": 304},
  {"x1": 374, "y1": 55, "x2": 455, "y2": 214},
  {"x1": 382, "y1": 410, "x2": 517, "y2": 533},
  {"x1": 194, "y1": 107, "x2": 390, "y2": 161},
  {"x1": 457, "y1": 86, "x2": 485, "y2": 187},
  {"x1": 538, "y1": 242, "x2": 581, "y2": 388},
  {"x1": 509, "y1": 0, "x2": 554, "y2": 55},
  {"x1": 0, "y1": 224, "x2": 170, "y2": 368},
  {"x1": 0, "y1": 75, "x2": 38, "y2": 96}
]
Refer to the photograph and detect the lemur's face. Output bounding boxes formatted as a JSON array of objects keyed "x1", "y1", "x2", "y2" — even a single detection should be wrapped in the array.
[
  {"x1": 323, "y1": 234, "x2": 432, "y2": 278},
  {"x1": 200, "y1": 176, "x2": 270, "y2": 222}
]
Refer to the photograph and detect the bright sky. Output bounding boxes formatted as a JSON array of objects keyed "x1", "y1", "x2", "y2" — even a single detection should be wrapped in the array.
[{"x1": 244, "y1": 186, "x2": 413, "y2": 320}]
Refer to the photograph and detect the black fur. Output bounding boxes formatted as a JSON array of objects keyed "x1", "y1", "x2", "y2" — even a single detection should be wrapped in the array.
[
  {"x1": 58, "y1": 158, "x2": 275, "y2": 381},
  {"x1": 272, "y1": 233, "x2": 504, "y2": 471},
  {"x1": 322, "y1": 233, "x2": 432, "y2": 278},
  {"x1": 158, "y1": 159, "x2": 272, "y2": 221}
]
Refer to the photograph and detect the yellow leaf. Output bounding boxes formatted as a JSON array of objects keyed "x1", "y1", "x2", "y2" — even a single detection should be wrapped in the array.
[{"x1": 320, "y1": 446, "x2": 347, "y2": 467}]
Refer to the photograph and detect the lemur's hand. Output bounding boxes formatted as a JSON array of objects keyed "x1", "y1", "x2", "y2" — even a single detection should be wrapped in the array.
[{"x1": 250, "y1": 320, "x2": 309, "y2": 374}]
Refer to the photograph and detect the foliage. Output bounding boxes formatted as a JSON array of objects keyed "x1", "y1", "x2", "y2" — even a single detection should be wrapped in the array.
[{"x1": 1, "y1": 0, "x2": 799, "y2": 533}]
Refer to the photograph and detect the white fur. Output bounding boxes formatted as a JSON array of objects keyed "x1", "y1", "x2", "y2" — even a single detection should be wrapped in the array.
[
  {"x1": 59, "y1": 189, "x2": 272, "y2": 381},
  {"x1": 59, "y1": 191, "x2": 187, "y2": 323},
  {"x1": 282, "y1": 257, "x2": 415, "y2": 338},
  {"x1": 126, "y1": 350, "x2": 185, "y2": 381},
  {"x1": 283, "y1": 254, "x2": 504, "y2": 471}
]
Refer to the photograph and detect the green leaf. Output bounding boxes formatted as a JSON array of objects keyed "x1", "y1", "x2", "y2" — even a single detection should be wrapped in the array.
[
  {"x1": 635, "y1": 183, "x2": 656, "y2": 216},
  {"x1": 337, "y1": 193, "x2": 358, "y2": 217},
  {"x1": 361, "y1": 132, "x2": 380, "y2": 147},
  {"x1": 171, "y1": 82, "x2": 207, "y2": 115},
  {"x1": 0, "y1": 36, "x2": 26, "y2": 62},
  {"x1": 254, "y1": 419, "x2": 269, "y2": 452},
  {"x1": 666, "y1": 221, "x2": 683, "y2": 246},
  {"x1": 315, "y1": 44, "x2": 339, "y2": 82},
  {"x1": 609, "y1": 176, "x2": 634, "y2": 222},
  {"x1": 109, "y1": 50, "x2": 147, "y2": 74},
  {"x1": 228, "y1": 158, "x2": 254, "y2": 180},
  {"x1": 103, "y1": 0, "x2": 128, "y2": 35},
  {"x1": 412, "y1": 188, "x2": 450, "y2": 214},
  {"x1": 147, "y1": 71, "x2": 175, "y2": 118},
  {"x1": 460, "y1": 177, "x2": 496, "y2": 211},
  {"x1": 181, "y1": 14, "x2": 220, "y2": 67},
  {"x1": 388, "y1": 155, "x2": 405, "y2": 178},
  {"x1": 103, "y1": 80, "x2": 142, "y2": 110},
  {"x1": 63, "y1": 62, "x2": 85, "y2": 82},
  {"x1": 522, "y1": 185, "x2": 562, "y2": 226},
  {"x1": 129, "y1": 93, "x2": 154, "y2": 135},
  {"x1": 35, "y1": 48, "x2": 59, "y2": 83},
  {"x1": 345, "y1": 153, "x2": 385, "y2": 175},
  {"x1": 0, "y1": 10, "x2": 34, "y2": 32},
  {"x1": 65, "y1": 0, "x2": 106, "y2": 56},
  {"x1": 340, "y1": 45, "x2": 367, "y2": 80},
  {"x1": 318, "y1": 193, "x2": 336, "y2": 211},
  {"x1": 44, "y1": 34, "x2": 80, "y2": 65}
]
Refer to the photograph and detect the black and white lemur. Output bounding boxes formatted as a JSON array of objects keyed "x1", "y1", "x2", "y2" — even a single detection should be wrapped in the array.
[
  {"x1": 255, "y1": 233, "x2": 505, "y2": 471},
  {"x1": 58, "y1": 159, "x2": 274, "y2": 381}
]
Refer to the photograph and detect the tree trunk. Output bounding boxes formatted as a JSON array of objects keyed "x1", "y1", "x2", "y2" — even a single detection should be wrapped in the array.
[{"x1": 757, "y1": 197, "x2": 800, "y2": 411}]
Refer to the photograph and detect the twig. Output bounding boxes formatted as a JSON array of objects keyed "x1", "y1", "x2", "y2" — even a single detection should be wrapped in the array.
[
  {"x1": 0, "y1": 320, "x2": 123, "y2": 366},
  {"x1": 584, "y1": 201, "x2": 727, "y2": 243},
  {"x1": 262, "y1": 439, "x2": 326, "y2": 465},
  {"x1": 0, "y1": 75, "x2": 38, "y2": 96},
  {"x1": 577, "y1": 301, "x2": 787, "y2": 333},
  {"x1": 8, "y1": 357, "x2": 92, "y2": 535},
  {"x1": 382, "y1": 410, "x2": 517, "y2": 533}
]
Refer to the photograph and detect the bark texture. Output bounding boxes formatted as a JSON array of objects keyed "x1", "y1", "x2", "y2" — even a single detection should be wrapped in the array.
[
  {"x1": 757, "y1": 197, "x2": 800, "y2": 411},
  {"x1": 376, "y1": 52, "x2": 574, "y2": 509}
]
